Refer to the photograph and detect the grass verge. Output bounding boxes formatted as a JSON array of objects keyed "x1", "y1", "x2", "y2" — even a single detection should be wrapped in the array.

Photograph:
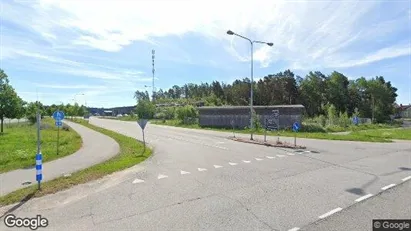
[
  {"x1": 0, "y1": 119, "x2": 151, "y2": 207},
  {"x1": 150, "y1": 119, "x2": 409, "y2": 142},
  {"x1": 0, "y1": 118, "x2": 82, "y2": 173}
]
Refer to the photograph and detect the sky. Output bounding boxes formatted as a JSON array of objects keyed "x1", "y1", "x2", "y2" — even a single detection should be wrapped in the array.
[{"x1": 1, "y1": 0, "x2": 411, "y2": 108}]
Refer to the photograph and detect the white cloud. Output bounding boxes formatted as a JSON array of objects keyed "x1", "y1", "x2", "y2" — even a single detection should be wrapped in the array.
[
  {"x1": 329, "y1": 44, "x2": 411, "y2": 68},
  {"x1": 2, "y1": 0, "x2": 410, "y2": 77},
  {"x1": 34, "y1": 83, "x2": 108, "y2": 90}
]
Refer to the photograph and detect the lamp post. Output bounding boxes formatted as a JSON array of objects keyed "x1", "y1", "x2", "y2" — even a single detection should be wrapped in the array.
[{"x1": 226, "y1": 30, "x2": 273, "y2": 140}]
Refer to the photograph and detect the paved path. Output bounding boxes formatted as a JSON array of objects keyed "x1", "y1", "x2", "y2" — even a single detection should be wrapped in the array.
[
  {"x1": 0, "y1": 120, "x2": 119, "y2": 196},
  {"x1": 0, "y1": 118, "x2": 410, "y2": 231}
]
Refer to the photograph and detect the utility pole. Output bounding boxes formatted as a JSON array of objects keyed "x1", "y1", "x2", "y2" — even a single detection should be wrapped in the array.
[{"x1": 152, "y1": 49, "x2": 155, "y2": 103}]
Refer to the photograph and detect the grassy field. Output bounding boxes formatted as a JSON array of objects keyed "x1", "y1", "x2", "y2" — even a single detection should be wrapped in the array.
[
  {"x1": 0, "y1": 118, "x2": 82, "y2": 173},
  {"x1": 150, "y1": 119, "x2": 411, "y2": 142},
  {"x1": 0, "y1": 119, "x2": 152, "y2": 207}
]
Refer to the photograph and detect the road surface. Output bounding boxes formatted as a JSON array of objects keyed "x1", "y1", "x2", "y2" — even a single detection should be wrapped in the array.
[{"x1": 1, "y1": 117, "x2": 410, "y2": 231}]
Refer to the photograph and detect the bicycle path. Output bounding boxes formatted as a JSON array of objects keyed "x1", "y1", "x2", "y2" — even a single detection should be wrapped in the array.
[{"x1": 0, "y1": 120, "x2": 120, "y2": 196}]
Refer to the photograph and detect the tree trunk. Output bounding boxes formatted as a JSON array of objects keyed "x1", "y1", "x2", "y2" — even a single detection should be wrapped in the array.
[{"x1": 0, "y1": 117, "x2": 3, "y2": 134}]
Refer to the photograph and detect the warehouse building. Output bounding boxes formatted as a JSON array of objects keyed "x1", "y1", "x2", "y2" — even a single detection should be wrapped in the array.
[{"x1": 198, "y1": 105, "x2": 305, "y2": 129}]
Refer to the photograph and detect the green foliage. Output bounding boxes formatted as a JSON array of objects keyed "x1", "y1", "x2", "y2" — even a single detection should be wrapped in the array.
[
  {"x1": 144, "y1": 69, "x2": 398, "y2": 124},
  {"x1": 176, "y1": 105, "x2": 198, "y2": 121},
  {"x1": 135, "y1": 100, "x2": 155, "y2": 119}
]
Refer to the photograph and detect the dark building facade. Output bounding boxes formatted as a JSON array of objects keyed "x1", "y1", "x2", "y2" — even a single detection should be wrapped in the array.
[{"x1": 198, "y1": 105, "x2": 305, "y2": 129}]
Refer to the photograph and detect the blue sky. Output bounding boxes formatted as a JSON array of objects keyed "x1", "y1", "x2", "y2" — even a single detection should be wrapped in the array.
[{"x1": 1, "y1": 0, "x2": 410, "y2": 108}]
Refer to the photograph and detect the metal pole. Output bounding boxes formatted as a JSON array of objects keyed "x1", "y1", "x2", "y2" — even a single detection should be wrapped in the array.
[
  {"x1": 250, "y1": 41, "x2": 254, "y2": 140},
  {"x1": 152, "y1": 49, "x2": 155, "y2": 102},
  {"x1": 57, "y1": 125, "x2": 60, "y2": 155},
  {"x1": 36, "y1": 111, "x2": 41, "y2": 190},
  {"x1": 142, "y1": 130, "x2": 146, "y2": 152}
]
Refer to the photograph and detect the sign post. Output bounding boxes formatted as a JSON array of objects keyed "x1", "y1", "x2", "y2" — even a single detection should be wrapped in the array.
[
  {"x1": 53, "y1": 110, "x2": 65, "y2": 155},
  {"x1": 137, "y1": 119, "x2": 148, "y2": 151},
  {"x1": 292, "y1": 122, "x2": 300, "y2": 147},
  {"x1": 36, "y1": 112, "x2": 42, "y2": 190},
  {"x1": 230, "y1": 120, "x2": 235, "y2": 138}
]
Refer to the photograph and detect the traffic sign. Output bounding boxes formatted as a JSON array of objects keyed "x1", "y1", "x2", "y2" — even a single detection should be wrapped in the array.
[
  {"x1": 53, "y1": 111, "x2": 65, "y2": 121},
  {"x1": 353, "y1": 116, "x2": 359, "y2": 125},
  {"x1": 55, "y1": 121, "x2": 63, "y2": 127},
  {"x1": 292, "y1": 122, "x2": 300, "y2": 132},
  {"x1": 137, "y1": 119, "x2": 148, "y2": 130}
]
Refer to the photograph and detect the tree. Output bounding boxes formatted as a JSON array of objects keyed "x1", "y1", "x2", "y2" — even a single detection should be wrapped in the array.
[
  {"x1": 135, "y1": 99, "x2": 155, "y2": 119},
  {"x1": 0, "y1": 70, "x2": 24, "y2": 133},
  {"x1": 25, "y1": 101, "x2": 44, "y2": 124}
]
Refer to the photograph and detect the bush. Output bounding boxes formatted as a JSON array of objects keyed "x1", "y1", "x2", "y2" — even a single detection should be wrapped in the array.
[
  {"x1": 301, "y1": 123, "x2": 326, "y2": 132},
  {"x1": 176, "y1": 105, "x2": 198, "y2": 121},
  {"x1": 135, "y1": 100, "x2": 155, "y2": 119}
]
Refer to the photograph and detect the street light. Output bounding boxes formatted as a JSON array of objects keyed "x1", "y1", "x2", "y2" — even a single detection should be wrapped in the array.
[{"x1": 226, "y1": 29, "x2": 273, "y2": 140}]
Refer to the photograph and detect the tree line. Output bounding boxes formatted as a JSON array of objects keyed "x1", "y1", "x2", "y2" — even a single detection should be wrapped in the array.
[
  {"x1": 135, "y1": 69, "x2": 398, "y2": 123},
  {"x1": 0, "y1": 69, "x2": 87, "y2": 134}
]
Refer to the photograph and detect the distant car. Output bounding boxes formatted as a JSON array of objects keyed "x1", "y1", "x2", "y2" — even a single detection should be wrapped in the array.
[{"x1": 117, "y1": 114, "x2": 123, "y2": 117}]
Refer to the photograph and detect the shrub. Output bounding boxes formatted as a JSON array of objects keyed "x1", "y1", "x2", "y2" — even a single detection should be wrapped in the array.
[{"x1": 176, "y1": 105, "x2": 198, "y2": 121}]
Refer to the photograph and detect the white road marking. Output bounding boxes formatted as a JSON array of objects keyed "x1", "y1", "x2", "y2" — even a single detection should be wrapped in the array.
[
  {"x1": 304, "y1": 150, "x2": 311, "y2": 153},
  {"x1": 318, "y1": 207, "x2": 342, "y2": 219},
  {"x1": 198, "y1": 168, "x2": 207, "y2": 172},
  {"x1": 255, "y1": 158, "x2": 263, "y2": 161},
  {"x1": 287, "y1": 153, "x2": 295, "y2": 156},
  {"x1": 402, "y1": 176, "x2": 411, "y2": 181},
  {"x1": 180, "y1": 170, "x2": 190, "y2": 175},
  {"x1": 157, "y1": 174, "x2": 168, "y2": 179},
  {"x1": 276, "y1": 155, "x2": 285, "y2": 158},
  {"x1": 132, "y1": 178, "x2": 145, "y2": 184},
  {"x1": 242, "y1": 160, "x2": 251, "y2": 163},
  {"x1": 381, "y1": 184, "x2": 396, "y2": 190},
  {"x1": 266, "y1": 156, "x2": 275, "y2": 159},
  {"x1": 229, "y1": 162, "x2": 238, "y2": 166},
  {"x1": 216, "y1": 141, "x2": 225, "y2": 144},
  {"x1": 214, "y1": 165, "x2": 223, "y2": 168},
  {"x1": 355, "y1": 194, "x2": 373, "y2": 202},
  {"x1": 288, "y1": 228, "x2": 300, "y2": 231}
]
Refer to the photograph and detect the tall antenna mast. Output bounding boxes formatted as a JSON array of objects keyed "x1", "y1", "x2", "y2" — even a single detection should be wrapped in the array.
[{"x1": 152, "y1": 49, "x2": 155, "y2": 102}]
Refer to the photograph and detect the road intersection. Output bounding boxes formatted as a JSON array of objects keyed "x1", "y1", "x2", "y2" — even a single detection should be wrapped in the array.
[{"x1": 1, "y1": 117, "x2": 410, "y2": 230}]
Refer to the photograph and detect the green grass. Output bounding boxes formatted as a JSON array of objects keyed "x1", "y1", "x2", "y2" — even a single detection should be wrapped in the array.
[
  {"x1": 149, "y1": 119, "x2": 411, "y2": 142},
  {"x1": 0, "y1": 119, "x2": 152, "y2": 207},
  {"x1": 0, "y1": 118, "x2": 82, "y2": 173}
]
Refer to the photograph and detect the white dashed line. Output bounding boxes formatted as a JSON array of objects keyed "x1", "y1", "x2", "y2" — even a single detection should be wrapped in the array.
[
  {"x1": 132, "y1": 178, "x2": 144, "y2": 184},
  {"x1": 287, "y1": 153, "x2": 295, "y2": 156},
  {"x1": 255, "y1": 158, "x2": 263, "y2": 161},
  {"x1": 318, "y1": 207, "x2": 342, "y2": 219},
  {"x1": 402, "y1": 176, "x2": 411, "y2": 181},
  {"x1": 198, "y1": 168, "x2": 207, "y2": 172},
  {"x1": 214, "y1": 165, "x2": 223, "y2": 168},
  {"x1": 276, "y1": 155, "x2": 285, "y2": 158},
  {"x1": 242, "y1": 160, "x2": 251, "y2": 163},
  {"x1": 216, "y1": 141, "x2": 225, "y2": 144},
  {"x1": 229, "y1": 162, "x2": 238, "y2": 166},
  {"x1": 157, "y1": 174, "x2": 168, "y2": 179},
  {"x1": 355, "y1": 194, "x2": 373, "y2": 202},
  {"x1": 266, "y1": 156, "x2": 275, "y2": 159},
  {"x1": 288, "y1": 227, "x2": 300, "y2": 231},
  {"x1": 180, "y1": 170, "x2": 190, "y2": 175},
  {"x1": 381, "y1": 184, "x2": 396, "y2": 190},
  {"x1": 304, "y1": 150, "x2": 311, "y2": 153}
]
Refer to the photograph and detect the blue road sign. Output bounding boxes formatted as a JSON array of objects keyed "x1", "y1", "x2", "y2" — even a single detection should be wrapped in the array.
[
  {"x1": 53, "y1": 111, "x2": 65, "y2": 121},
  {"x1": 36, "y1": 153, "x2": 42, "y2": 182},
  {"x1": 55, "y1": 121, "x2": 63, "y2": 127},
  {"x1": 353, "y1": 116, "x2": 359, "y2": 125},
  {"x1": 292, "y1": 122, "x2": 300, "y2": 132}
]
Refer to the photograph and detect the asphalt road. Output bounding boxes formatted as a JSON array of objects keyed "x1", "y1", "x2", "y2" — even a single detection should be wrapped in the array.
[{"x1": 1, "y1": 117, "x2": 410, "y2": 231}]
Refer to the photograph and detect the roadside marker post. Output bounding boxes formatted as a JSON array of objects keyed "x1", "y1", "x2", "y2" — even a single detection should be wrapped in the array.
[
  {"x1": 137, "y1": 119, "x2": 148, "y2": 151},
  {"x1": 230, "y1": 120, "x2": 235, "y2": 138},
  {"x1": 52, "y1": 110, "x2": 65, "y2": 155},
  {"x1": 292, "y1": 122, "x2": 300, "y2": 147},
  {"x1": 35, "y1": 112, "x2": 42, "y2": 190}
]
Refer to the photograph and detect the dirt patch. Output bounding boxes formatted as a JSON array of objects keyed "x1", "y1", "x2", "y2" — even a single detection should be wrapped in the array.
[{"x1": 230, "y1": 137, "x2": 306, "y2": 149}]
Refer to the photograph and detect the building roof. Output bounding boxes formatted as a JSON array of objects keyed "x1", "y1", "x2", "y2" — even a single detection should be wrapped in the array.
[{"x1": 198, "y1": 105, "x2": 305, "y2": 110}]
